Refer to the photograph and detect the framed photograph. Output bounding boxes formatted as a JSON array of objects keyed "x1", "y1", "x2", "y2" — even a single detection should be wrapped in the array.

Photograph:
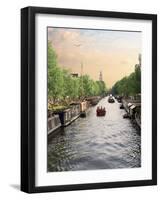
[{"x1": 21, "y1": 6, "x2": 157, "y2": 193}]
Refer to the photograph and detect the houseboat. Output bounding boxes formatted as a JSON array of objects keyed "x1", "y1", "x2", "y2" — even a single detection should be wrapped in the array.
[
  {"x1": 48, "y1": 114, "x2": 61, "y2": 135},
  {"x1": 57, "y1": 103, "x2": 81, "y2": 126}
]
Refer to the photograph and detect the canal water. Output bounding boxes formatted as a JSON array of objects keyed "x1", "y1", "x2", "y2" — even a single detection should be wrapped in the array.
[{"x1": 48, "y1": 96, "x2": 141, "y2": 172}]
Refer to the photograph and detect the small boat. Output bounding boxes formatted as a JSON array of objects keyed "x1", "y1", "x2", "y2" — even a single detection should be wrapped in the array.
[
  {"x1": 120, "y1": 104, "x2": 124, "y2": 109},
  {"x1": 123, "y1": 113, "x2": 130, "y2": 118},
  {"x1": 108, "y1": 97, "x2": 115, "y2": 103},
  {"x1": 96, "y1": 106, "x2": 106, "y2": 116},
  {"x1": 117, "y1": 96, "x2": 122, "y2": 103}
]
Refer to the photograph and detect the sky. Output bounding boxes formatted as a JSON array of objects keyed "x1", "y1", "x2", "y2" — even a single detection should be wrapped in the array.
[{"x1": 48, "y1": 27, "x2": 141, "y2": 88}]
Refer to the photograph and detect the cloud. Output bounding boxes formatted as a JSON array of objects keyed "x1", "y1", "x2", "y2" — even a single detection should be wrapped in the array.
[{"x1": 48, "y1": 27, "x2": 141, "y2": 87}]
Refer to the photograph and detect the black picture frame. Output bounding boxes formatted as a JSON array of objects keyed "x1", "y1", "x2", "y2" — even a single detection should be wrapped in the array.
[{"x1": 21, "y1": 6, "x2": 157, "y2": 193}]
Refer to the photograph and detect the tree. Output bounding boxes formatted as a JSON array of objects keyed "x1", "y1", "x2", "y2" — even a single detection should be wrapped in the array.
[
  {"x1": 96, "y1": 81, "x2": 107, "y2": 96},
  {"x1": 112, "y1": 65, "x2": 141, "y2": 96},
  {"x1": 48, "y1": 41, "x2": 64, "y2": 101},
  {"x1": 62, "y1": 69, "x2": 79, "y2": 101},
  {"x1": 82, "y1": 75, "x2": 93, "y2": 97},
  {"x1": 48, "y1": 41, "x2": 108, "y2": 106}
]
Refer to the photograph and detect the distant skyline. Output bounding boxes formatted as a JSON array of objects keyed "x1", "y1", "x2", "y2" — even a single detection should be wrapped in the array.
[{"x1": 48, "y1": 27, "x2": 141, "y2": 88}]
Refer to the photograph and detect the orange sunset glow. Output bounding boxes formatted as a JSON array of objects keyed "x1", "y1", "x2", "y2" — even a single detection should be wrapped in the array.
[{"x1": 48, "y1": 27, "x2": 141, "y2": 88}]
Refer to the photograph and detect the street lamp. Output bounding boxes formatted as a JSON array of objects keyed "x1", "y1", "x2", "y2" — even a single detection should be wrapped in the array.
[{"x1": 74, "y1": 43, "x2": 84, "y2": 98}]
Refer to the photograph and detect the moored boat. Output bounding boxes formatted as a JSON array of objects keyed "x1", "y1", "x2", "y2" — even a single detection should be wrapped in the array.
[
  {"x1": 120, "y1": 104, "x2": 124, "y2": 109},
  {"x1": 117, "y1": 96, "x2": 123, "y2": 103},
  {"x1": 53, "y1": 103, "x2": 81, "y2": 127},
  {"x1": 123, "y1": 113, "x2": 130, "y2": 118},
  {"x1": 48, "y1": 114, "x2": 61, "y2": 135},
  {"x1": 108, "y1": 96, "x2": 115, "y2": 103}
]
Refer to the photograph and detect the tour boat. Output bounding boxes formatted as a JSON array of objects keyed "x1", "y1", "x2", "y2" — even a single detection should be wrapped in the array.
[{"x1": 96, "y1": 107, "x2": 106, "y2": 116}]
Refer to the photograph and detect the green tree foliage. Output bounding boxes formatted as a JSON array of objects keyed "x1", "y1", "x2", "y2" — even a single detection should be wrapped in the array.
[
  {"x1": 112, "y1": 65, "x2": 141, "y2": 96},
  {"x1": 96, "y1": 81, "x2": 107, "y2": 96},
  {"x1": 48, "y1": 41, "x2": 107, "y2": 105},
  {"x1": 48, "y1": 41, "x2": 64, "y2": 100},
  {"x1": 82, "y1": 75, "x2": 94, "y2": 97}
]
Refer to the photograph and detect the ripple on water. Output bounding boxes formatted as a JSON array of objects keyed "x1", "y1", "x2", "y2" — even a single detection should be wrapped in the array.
[{"x1": 48, "y1": 97, "x2": 141, "y2": 172}]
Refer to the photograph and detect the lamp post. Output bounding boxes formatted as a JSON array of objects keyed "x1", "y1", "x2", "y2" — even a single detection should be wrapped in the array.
[{"x1": 74, "y1": 43, "x2": 84, "y2": 99}]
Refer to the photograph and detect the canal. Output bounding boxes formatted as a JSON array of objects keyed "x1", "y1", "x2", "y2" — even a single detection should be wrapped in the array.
[{"x1": 48, "y1": 96, "x2": 141, "y2": 172}]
